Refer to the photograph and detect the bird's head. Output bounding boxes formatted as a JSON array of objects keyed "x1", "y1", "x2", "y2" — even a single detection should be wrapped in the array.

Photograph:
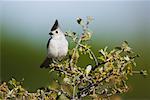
[{"x1": 49, "y1": 20, "x2": 65, "y2": 38}]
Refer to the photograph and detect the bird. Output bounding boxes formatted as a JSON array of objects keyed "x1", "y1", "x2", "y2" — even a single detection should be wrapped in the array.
[{"x1": 40, "y1": 20, "x2": 68, "y2": 68}]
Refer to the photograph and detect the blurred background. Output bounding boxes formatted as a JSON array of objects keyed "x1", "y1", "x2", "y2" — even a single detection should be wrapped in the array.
[{"x1": 0, "y1": 0, "x2": 150, "y2": 99}]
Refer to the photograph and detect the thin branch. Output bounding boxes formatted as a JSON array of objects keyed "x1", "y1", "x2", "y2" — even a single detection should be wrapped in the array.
[
  {"x1": 92, "y1": 61, "x2": 108, "y2": 71},
  {"x1": 72, "y1": 85, "x2": 76, "y2": 100},
  {"x1": 75, "y1": 70, "x2": 113, "y2": 99},
  {"x1": 49, "y1": 88, "x2": 71, "y2": 99},
  {"x1": 75, "y1": 54, "x2": 141, "y2": 98},
  {"x1": 79, "y1": 44, "x2": 98, "y2": 66},
  {"x1": 69, "y1": 34, "x2": 82, "y2": 65},
  {"x1": 92, "y1": 53, "x2": 140, "y2": 71},
  {"x1": 52, "y1": 65, "x2": 72, "y2": 77},
  {"x1": 70, "y1": 18, "x2": 89, "y2": 66},
  {"x1": 89, "y1": 49, "x2": 98, "y2": 66}
]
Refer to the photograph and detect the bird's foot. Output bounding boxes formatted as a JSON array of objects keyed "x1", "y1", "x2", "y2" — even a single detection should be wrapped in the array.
[{"x1": 52, "y1": 59, "x2": 59, "y2": 64}]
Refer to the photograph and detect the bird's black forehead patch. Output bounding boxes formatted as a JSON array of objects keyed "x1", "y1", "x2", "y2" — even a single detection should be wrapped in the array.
[{"x1": 51, "y1": 20, "x2": 59, "y2": 31}]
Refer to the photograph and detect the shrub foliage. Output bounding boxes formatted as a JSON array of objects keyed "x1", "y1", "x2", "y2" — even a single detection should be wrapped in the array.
[{"x1": 0, "y1": 17, "x2": 147, "y2": 100}]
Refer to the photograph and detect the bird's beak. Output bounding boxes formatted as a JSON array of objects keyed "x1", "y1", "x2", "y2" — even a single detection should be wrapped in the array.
[{"x1": 49, "y1": 32, "x2": 53, "y2": 35}]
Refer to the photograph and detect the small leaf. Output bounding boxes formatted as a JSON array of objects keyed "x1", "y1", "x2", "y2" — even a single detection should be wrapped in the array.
[
  {"x1": 81, "y1": 32, "x2": 92, "y2": 41},
  {"x1": 85, "y1": 65, "x2": 92, "y2": 75},
  {"x1": 79, "y1": 47, "x2": 83, "y2": 52},
  {"x1": 63, "y1": 77, "x2": 71, "y2": 84},
  {"x1": 72, "y1": 32, "x2": 76, "y2": 35},
  {"x1": 124, "y1": 41, "x2": 128, "y2": 45},
  {"x1": 87, "y1": 16, "x2": 94, "y2": 25},
  {"x1": 87, "y1": 16, "x2": 94, "y2": 22},
  {"x1": 115, "y1": 47, "x2": 122, "y2": 50},
  {"x1": 104, "y1": 46, "x2": 108, "y2": 52},
  {"x1": 124, "y1": 56, "x2": 130, "y2": 61},
  {"x1": 9, "y1": 78, "x2": 17, "y2": 87},
  {"x1": 59, "y1": 94, "x2": 70, "y2": 100},
  {"x1": 71, "y1": 49, "x2": 79, "y2": 64},
  {"x1": 77, "y1": 17, "x2": 83, "y2": 25},
  {"x1": 99, "y1": 49, "x2": 105, "y2": 56},
  {"x1": 140, "y1": 70, "x2": 148, "y2": 76},
  {"x1": 98, "y1": 56, "x2": 105, "y2": 61}
]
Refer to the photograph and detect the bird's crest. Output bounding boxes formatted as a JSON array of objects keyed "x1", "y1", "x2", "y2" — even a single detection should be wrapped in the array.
[{"x1": 51, "y1": 19, "x2": 59, "y2": 31}]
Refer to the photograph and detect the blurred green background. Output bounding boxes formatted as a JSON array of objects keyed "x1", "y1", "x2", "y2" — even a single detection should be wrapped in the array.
[{"x1": 0, "y1": 1, "x2": 150, "y2": 99}]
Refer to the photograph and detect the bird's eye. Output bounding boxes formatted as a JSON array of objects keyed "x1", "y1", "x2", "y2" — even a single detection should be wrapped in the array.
[{"x1": 56, "y1": 31, "x2": 58, "y2": 33}]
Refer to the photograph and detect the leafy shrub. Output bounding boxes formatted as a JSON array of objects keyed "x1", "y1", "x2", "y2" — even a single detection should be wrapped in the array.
[{"x1": 0, "y1": 17, "x2": 147, "y2": 100}]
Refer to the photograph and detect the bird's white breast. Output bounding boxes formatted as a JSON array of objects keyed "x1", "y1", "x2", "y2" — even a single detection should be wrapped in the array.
[{"x1": 47, "y1": 36, "x2": 68, "y2": 59}]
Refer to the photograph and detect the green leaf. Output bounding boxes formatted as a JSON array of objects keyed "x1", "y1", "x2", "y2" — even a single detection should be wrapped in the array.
[
  {"x1": 98, "y1": 56, "x2": 105, "y2": 61},
  {"x1": 9, "y1": 78, "x2": 17, "y2": 87},
  {"x1": 99, "y1": 49, "x2": 106, "y2": 57}
]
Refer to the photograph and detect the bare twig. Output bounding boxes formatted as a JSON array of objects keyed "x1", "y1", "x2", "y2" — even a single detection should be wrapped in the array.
[
  {"x1": 72, "y1": 85, "x2": 76, "y2": 100},
  {"x1": 92, "y1": 61, "x2": 108, "y2": 71}
]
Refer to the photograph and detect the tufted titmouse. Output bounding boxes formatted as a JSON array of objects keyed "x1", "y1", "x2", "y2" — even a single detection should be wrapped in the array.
[{"x1": 40, "y1": 20, "x2": 68, "y2": 68}]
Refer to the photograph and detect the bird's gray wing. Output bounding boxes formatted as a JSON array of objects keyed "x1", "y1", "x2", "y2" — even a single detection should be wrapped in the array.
[{"x1": 47, "y1": 37, "x2": 52, "y2": 49}]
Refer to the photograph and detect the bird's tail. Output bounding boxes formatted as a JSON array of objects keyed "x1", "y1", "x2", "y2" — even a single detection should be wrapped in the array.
[{"x1": 40, "y1": 57, "x2": 52, "y2": 68}]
